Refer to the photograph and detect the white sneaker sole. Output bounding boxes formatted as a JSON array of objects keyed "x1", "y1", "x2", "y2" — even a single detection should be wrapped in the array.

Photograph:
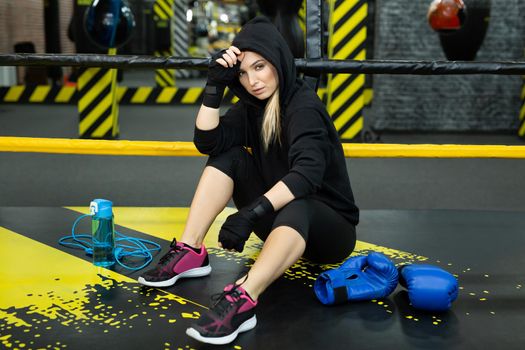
[
  {"x1": 185, "y1": 315, "x2": 257, "y2": 345},
  {"x1": 137, "y1": 265, "x2": 211, "y2": 287}
]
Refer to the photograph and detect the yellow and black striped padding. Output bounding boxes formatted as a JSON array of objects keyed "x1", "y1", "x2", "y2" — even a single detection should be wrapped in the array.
[
  {"x1": 153, "y1": 0, "x2": 174, "y2": 21},
  {"x1": 116, "y1": 87, "x2": 238, "y2": 105},
  {"x1": 298, "y1": 0, "x2": 306, "y2": 38},
  {"x1": 518, "y1": 76, "x2": 525, "y2": 138},
  {"x1": 326, "y1": 0, "x2": 368, "y2": 141},
  {"x1": 0, "y1": 85, "x2": 76, "y2": 104},
  {"x1": 0, "y1": 86, "x2": 326, "y2": 106},
  {"x1": 154, "y1": 49, "x2": 175, "y2": 87},
  {"x1": 154, "y1": 0, "x2": 175, "y2": 87},
  {"x1": 77, "y1": 50, "x2": 119, "y2": 139}
]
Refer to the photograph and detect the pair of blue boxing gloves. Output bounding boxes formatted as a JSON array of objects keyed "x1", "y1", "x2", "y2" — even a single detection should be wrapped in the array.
[{"x1": 314, "y1": 252, "x2": 459, "y2": 312}]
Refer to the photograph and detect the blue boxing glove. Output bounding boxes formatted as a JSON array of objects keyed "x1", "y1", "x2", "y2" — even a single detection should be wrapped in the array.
[
  {"x1": 398, "y1": 264, "x2": 459, "y2": 312},
  {"x1": 314, "y1": 252, "x2": 399, "y2": 305}
]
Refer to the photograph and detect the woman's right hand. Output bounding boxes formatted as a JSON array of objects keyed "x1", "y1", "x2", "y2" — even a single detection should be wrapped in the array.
[
  {"x1": 207, "y1": 46, "x2": 243, "y2": 87},
  {"x1": 202, "y1": 46, "x2": 243, "y2": 109},
  {"x1": 215, "y1": 46, "x2": 243, "y2": 68}
]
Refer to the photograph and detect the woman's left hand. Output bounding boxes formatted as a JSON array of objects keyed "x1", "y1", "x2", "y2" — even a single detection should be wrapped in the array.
[{"x1": 218, "y1": 241, "x2": 237, "y2": 253}]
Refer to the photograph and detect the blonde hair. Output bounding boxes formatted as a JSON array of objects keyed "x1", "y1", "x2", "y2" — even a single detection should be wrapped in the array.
[{"x1": 261, "y1": 89, "x2": 281, "y2": 152}]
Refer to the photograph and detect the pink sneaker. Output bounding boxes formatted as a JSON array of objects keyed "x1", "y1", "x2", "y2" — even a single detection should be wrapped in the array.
[
  {"x1": 186, "y1": 284, "x2": 258, "y2": 345},
  {"x1": 137, "y1": 239, "x2": 211, "y2": 287}
]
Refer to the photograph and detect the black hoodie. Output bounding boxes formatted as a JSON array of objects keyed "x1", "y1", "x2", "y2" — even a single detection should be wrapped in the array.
[{"x1": 194, "y1": 16, "x2": 359, "y2": 225}]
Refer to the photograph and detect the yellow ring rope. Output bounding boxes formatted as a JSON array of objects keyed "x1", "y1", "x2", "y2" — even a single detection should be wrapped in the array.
[{"x1": 1, "y1": 137, "x2": 525, "y2": 158}]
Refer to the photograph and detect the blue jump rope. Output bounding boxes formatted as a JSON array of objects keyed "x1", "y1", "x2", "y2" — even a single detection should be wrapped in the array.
[{"x1": 59, "y1": 200, "x2": 161, "y2": 271}]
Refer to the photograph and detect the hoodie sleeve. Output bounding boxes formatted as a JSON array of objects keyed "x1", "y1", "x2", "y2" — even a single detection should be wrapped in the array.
[
  {"x1": 193, "y1": 102, "x2": 247, "y2": 156},
  {"x1": 281, "y1": 108, "x2": 332, "y2": 198}
]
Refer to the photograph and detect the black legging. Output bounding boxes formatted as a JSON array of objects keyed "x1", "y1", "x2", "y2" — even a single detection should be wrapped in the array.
[{"x1": 206, "y1": 146, "x2": 356, "y2": 264}]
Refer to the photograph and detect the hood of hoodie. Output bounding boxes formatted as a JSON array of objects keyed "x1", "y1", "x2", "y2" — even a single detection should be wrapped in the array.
[{"x1": 230, "y1": 16, "x2": 297, "y2": 109}]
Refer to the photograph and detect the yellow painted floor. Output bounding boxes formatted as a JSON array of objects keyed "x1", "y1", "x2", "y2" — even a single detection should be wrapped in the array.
[{"x1": 1, "y1": 207, "x2": 524, "y2": 349}]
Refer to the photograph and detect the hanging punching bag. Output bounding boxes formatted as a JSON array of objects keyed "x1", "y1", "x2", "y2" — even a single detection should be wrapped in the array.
[
  {"x1": 256, "y1": 0, "x2": 304, "y2": 58},
  {"x1": 428, "y1": 0, "x2": 491, "y2": 61},
  {"x1": 84, "y1": 0, "x2": 136, "y2": 50},
  {"x1": 428, "y1": 0, "x2": 466, "y2": 31}
]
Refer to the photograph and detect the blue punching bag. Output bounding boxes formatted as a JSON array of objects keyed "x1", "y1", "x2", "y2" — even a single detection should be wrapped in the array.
[{"x1": 84, "y1": 0, "x2": 136, "y2": 49}]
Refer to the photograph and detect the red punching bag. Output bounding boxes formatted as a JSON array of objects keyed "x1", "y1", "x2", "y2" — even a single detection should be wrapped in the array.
[
  {"x1": 428, "y1": 0, "x2": 491, "y2": 61},
  {"x1": 428, "y1": 0, "x2": 466, "y2": 32}
]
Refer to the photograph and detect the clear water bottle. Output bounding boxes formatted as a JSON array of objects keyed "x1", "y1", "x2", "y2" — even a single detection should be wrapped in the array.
[{"x1": 90, "y1": 199, "x2": 116, "y2": 267}]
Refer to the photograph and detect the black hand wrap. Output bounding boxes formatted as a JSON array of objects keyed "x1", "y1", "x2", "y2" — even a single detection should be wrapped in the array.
[
  {"x1": 243, "y1": 195, "x2": 274, "y2": 222},
  {"x1": 202, "y1": 50, "x2": 240, "y2": 109},
  {"x1": 219, "y1": 196, "x2": 274, "y2": 252}
]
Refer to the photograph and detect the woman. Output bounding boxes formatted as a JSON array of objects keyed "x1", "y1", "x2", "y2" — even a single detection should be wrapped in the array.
[{"x1": 138, "y1": 16, "x2": 359, "y2": 345}]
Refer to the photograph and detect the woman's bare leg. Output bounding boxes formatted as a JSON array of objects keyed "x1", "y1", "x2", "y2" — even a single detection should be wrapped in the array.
[
  {"x1": 236, "y1": 226, "x2": 306, "y2": 300},
  {"x1": 180, "y1": 166, "x2": 233, "y2": 248}
]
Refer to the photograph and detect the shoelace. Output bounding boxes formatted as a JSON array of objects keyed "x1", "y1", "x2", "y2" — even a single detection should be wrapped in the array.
[
  {"x1": 157, "y1": 239, "x2": 183, "y2": 267},
  {"x1": 210, "y1": 288, "x2": 242, "y2": 317}
]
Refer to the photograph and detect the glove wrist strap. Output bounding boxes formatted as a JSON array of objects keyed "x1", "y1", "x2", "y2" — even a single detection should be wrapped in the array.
[
  {"x1": 248, "y1": 196, "x2": 274, "y2": 220},
  {"x1": 202, "y1": 83, "x2": 225, "y2": 109}
]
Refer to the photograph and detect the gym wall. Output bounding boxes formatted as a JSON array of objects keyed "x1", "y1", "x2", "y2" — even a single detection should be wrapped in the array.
[
  {"x1": 0, "y1": 0, "x2": 75, "y2": 54},
  {"x1": 368, "y1": 0, "x2": 525, "y2": 132}
]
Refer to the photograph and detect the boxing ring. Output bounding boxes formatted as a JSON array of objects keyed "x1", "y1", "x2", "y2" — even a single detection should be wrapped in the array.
[{"x1": 2, "y1": 18, "x2": 525, "y2": 350}]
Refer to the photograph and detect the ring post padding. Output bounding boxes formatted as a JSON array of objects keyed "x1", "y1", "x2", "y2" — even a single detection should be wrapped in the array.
[
  {"x1": 153, "y1": 0, "x2": 175, "y2": 87},
  {"x1": 518, "y1": 75, "x2": 525, "y2": 138},
  {"x1": 327, "y1": 0, "x2": 368, "y2": 141},
  {"x1": 77, "y1": 48, "x2": 119, "y2": 139},
  {"x1": 154, "y1": 48, "x2": 175, "y2": 87}
]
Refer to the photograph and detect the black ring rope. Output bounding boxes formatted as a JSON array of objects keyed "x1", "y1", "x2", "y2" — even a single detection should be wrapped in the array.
[{"x1": 1, "y1": 53, "x2": 525, "y2": 75}]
